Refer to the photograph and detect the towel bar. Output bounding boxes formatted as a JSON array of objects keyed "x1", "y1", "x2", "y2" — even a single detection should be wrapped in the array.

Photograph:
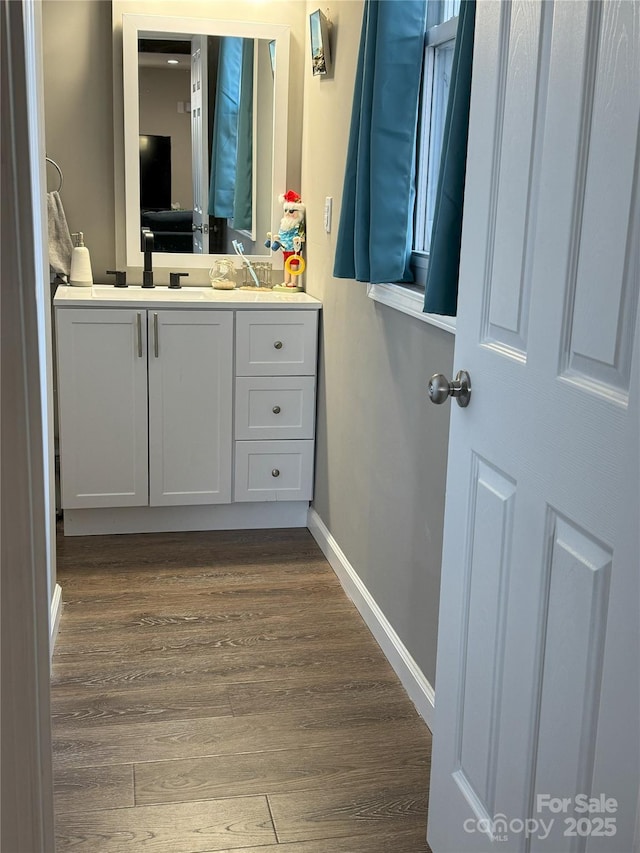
[{"x1": 45, "y1": 156, "x2": 63, "y2": 192}]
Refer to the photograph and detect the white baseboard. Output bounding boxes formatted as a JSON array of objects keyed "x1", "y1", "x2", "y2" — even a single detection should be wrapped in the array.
[
  {"x1": 307, "y1": 508, "x2": 435, "y2": 730},
  {"x1": 49, "y1": 582, "x2": 62, "y2": 659}
]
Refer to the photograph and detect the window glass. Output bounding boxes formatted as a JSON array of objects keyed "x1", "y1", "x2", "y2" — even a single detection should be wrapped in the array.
[{"x1": 414, "y1": 0, "x2": 460, "y2": 258}]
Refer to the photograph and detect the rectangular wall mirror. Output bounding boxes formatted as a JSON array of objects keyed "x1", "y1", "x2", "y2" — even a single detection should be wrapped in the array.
[{"x1": 122, "y1": 14, "x2": 290, "y2": 271}]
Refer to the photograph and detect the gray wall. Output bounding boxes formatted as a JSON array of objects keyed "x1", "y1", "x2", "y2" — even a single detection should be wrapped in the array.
[
  {"x1": 301, "y1": 0, "x2": 454, "y2": 685},
  {"x1": 41, "y1": 0, "x2": 454, "y2": 688},
  {"x1": 42, "y1": 0, "x2": 115, "y2": 283}
]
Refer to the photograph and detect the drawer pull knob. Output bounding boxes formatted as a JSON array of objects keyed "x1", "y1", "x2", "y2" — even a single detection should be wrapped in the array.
[
  {"x1": 274, "y1": 340, "x2": 283, "y2": 349},
  {"x1": 271, "y1": 468, "x2": 280, "y2": 478},
  {"x1": 272, "y1": 405, "x2": 281, "y2": 414}
]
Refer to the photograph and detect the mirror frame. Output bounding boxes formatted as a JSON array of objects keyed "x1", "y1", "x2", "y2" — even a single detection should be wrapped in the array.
[{"x1": 122, "y1": 14, "x2": 290, "y2": 271}]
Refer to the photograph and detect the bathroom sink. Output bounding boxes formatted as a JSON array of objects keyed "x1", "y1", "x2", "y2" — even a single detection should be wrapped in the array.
[{"x1": 91, "y1": 285, "x2": 210, "y2": 301}]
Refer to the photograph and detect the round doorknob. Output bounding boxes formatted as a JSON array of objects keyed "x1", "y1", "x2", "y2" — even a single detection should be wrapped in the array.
[
  {"x1": 271, "y1": 468, "x2": 280, "y2": 478},
  {"x1": 272, "y1": 405, "x2": 281, "y2": 414},
  {"x1": 274, "y1": 340, "x2": 283, "y2": 349},
  {"x1": 428, "y1": 370, "x2": 471, "y2": 408}
]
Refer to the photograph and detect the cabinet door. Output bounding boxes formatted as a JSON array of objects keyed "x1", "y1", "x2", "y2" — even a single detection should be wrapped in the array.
[
  {"x1": 147, "y1": 310, "x2": 233, "y2": 506},
  {"x1": 56, "y1": 308, "x2": 148, "y2": 508}
]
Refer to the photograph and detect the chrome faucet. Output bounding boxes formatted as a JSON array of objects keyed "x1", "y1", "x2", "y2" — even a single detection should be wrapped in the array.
[{"x1": 141, "y1": 228, "x2": 154, "y2": 288}]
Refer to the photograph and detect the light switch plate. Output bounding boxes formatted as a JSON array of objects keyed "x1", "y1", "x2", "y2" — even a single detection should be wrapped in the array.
[{"x1": 324, "y1": 197, "x2": 333, "y2": 233}]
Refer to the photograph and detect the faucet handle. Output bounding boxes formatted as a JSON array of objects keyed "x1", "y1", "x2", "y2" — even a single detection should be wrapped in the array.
[
  {"x1": 141, "y1": 229, "x2": 155, "y2": 288},
  {"x1": 106, "y1": 269, "x2": 127, "y2": 288},
  {"x1": 169, "y1": 272, "x2": 189, "y2": 290}
]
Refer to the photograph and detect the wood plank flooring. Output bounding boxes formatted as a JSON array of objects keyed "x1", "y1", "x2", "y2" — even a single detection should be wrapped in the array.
[{"x1": 52, "y1": 528, "x2": 432, "y2": 852}]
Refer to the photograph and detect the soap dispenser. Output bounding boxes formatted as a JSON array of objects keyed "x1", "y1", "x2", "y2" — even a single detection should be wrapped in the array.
[{"x1": 69, "y1": 232, "x2": 93, "y2": 287}]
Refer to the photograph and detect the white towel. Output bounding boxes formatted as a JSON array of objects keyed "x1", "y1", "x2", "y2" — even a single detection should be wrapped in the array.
[{"x1": 47, "y1": 190, "x2": 73, "y2": 281}]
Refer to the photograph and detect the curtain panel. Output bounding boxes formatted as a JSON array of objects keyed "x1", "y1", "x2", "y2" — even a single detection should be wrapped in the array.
[
  {"x1": 209, "y1": 37, "x2": 242, "y2": 219},
  {"x1": 333, "y1": 0, "x2": 427, "y2": 284},
  {"x1": 233, "y1": 40, "x2": 254, "y2": 231},
  {"x1": 208, "y1": 38, "x2": 254, "y2": 231},
  {"x1": 423, "y1": 0, "x2": 476, "y2": 315}
]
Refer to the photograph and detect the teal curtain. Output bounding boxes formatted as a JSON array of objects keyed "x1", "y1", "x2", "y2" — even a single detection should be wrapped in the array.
[
  {"x1": 232, "y1": 40, "x2": 254, "y2": 231},
  {"x1": 423, "y1": 0, "x2": 476, "y2": 315},
  {"x1": 208, "y1": 38, "x2": 253, "y2": 230},
  {"x1": 333, "y1": 0, "x2": 427, "y2": 283},
  {"x1": 209, "y1": 37, "x2": 242, "y2": 219}
]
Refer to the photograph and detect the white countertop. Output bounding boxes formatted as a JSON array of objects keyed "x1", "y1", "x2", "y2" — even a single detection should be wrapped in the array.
[{"x1": 54, "y1": 285, "x2": 322, "y2": 310}]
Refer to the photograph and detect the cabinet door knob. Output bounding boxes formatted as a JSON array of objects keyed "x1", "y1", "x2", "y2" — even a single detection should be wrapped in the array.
[
  {"x1": 271, "y1": 468, "x2": 280, "y2": 478},
  {"x1": 272, "y1": 405, "x2": 281, "y2": 414},
  {"x1": 274, "y1": 340, "x2": 283, "y2": 349}
]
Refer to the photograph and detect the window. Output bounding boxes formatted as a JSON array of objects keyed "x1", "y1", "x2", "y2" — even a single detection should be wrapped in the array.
[
  {"x1": 414, "y1": 0, "x2": 461, "y2": 268},
  {"x1": 367, "y1": 0, "x2": 459, "y2": 332}
]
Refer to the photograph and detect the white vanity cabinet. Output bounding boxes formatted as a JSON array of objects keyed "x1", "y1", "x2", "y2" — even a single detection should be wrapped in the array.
[
  {"x1": 56, "y1": 307, "x2": 233, "y2": 510},
  {"x1": 54, "y1": 289, "x2": 321, "y2": 535}
]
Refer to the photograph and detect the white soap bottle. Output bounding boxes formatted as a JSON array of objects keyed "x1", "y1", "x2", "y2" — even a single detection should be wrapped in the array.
[{"x1": 69, "y1": 232, "x2": 93, "y2": 287}]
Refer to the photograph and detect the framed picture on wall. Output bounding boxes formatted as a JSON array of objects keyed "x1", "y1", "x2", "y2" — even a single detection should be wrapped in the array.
[{"x1": 309, "y1": 9, "x2": 332, "y2": 77}]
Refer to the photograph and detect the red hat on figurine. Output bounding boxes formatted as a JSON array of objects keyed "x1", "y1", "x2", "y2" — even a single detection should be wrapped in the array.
[{"x1": 279, "y1": 190, "x2": 305, "y2": 211}]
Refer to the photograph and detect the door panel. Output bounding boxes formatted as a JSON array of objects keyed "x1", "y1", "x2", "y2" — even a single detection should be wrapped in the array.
[
  {"x1": 530, "y1": 514, "x2": 612, "y2": 851},
  {"x1": 56, "y1": 308, "x2": 148, "y2": 508},
  {"x1": 559, "y1": 11, "x2": 639, "y2": 399},
  {"x1": 455, "y1": 458, "x2": 515, "y2": 821},
  {"x1": 428, "y1": 2, "x2": 639, "y2": 851},
  {"x1": 147, "y1": 310, "x2": 232, "y2": 505},
  {"x1": 484, "y1": 0, "x2": 548, "y2": 355}
]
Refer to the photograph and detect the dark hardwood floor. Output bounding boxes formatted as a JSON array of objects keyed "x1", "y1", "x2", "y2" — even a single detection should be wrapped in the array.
[{"x1": 51, "y1": 527, "x2": 432, "y2": 852}]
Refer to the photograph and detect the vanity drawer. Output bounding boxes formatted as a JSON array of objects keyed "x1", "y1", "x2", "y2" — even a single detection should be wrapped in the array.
[
  {"x1": 235, "y1": 376, "x2": 315, "y2": 440},
  {"x1": 235, "y1": 311, "x2": 318, "y2": 376},
  {"x1": 234, "y1": 440, "x2": 314, "y2": 502}
]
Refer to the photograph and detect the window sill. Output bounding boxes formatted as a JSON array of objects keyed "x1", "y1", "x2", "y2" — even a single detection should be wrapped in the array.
[{"x1": 366, "y1": 282, "x2": 456, "y2": 334}]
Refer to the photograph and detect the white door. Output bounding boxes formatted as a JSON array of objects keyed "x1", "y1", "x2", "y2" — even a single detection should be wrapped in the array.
[
  {"x1": 191, "y1": 35, "x2": 209, "y2": 254},
  {"x1": 428, "y1": 3, "x2": 639, "y2": 852},
  {"x1": 147, "y1": 310, "x2": 233, "y2": 506},
  {"x1": 56, "y1": 308, "x2": 148, "y2": 508}
]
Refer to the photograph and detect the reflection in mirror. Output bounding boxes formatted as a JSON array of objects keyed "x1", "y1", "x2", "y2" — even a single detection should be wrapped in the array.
[
  {"x1": 137, "y1": 35, "x2": 274, "y2": 255},
  {"x1": 122, "y1": 16, "x2": 290, "y2": 270}
]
